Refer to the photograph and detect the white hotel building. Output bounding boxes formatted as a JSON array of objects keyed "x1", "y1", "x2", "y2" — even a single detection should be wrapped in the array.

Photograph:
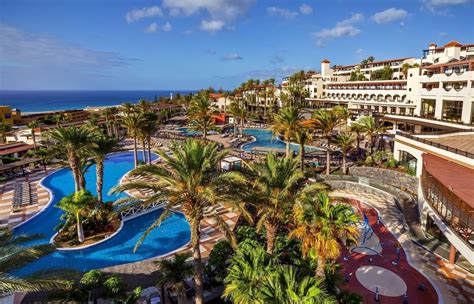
[{"x1": 290, "y1": 41, "x2": 474, "y2": 268}]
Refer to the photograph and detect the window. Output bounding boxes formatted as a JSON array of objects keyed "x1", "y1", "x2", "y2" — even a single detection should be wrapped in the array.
[
  {"x1": 399, "y1": 151, "x2": 417, "y2": 174},
  {"x1": 442, "y1": 100, "x2": 463, "y2": 122},
  {"x1": 390, "y1": 107, "x2": 396, "y2": 114},
  {"x1": 421, "y1": 99, "x2": 436, "y2": 118},
  {"x1": 400, "y1": 108, "x2": 406, "y2": 115}
]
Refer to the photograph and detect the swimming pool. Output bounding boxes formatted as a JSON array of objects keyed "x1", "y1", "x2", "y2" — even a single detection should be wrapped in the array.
[
  {"x1": 13, "y1": 151, "x2": 191, "y2": 276},
  {"x1": 241, "y1": 129, "x2": 319, "y2": 153}
]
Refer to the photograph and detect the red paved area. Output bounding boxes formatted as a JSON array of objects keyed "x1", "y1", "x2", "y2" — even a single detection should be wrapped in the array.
[{"x1": 337, "y1": 199, "x2": 439, "y2": 304}]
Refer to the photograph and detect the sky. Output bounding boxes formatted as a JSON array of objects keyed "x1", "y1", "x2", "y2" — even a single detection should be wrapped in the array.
[{"x1": 0, "y1": 0, "x2": 473, "y2": 90}]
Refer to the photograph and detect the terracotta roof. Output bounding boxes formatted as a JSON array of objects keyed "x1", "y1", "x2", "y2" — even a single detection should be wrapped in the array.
[
  {"x1": 444, "y1": 40, "x2": 462, "y2": 48},
  {"x1": 321, "y1": 59, "x2": 330, "y2": 63},
  {"x1": 422, "y1": 153, "x2": 474, "y2": 208},
  {"x1": 209, "y1": 93, "x2": 224, "y2": 99},
  {"x1": 334, "y1": 57, "x2": 413, "y2": 70},
  {"x1": 429, "y1": 43, "x2": 437, "y2": 47}
]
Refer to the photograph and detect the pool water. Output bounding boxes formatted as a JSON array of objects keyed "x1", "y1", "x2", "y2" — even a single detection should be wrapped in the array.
[
  {"x1": 13, "y1": 151, "x2": 191, "y2": 276},
  {"x1": 241, "y1": 129, "x2": 319, "y2": 152}
]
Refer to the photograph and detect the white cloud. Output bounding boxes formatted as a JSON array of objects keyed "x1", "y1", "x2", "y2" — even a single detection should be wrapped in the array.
[
  {"x1": 371, "y1": 8, "x2": 407, "y2": 24},
  {"x1": 222, "y1": 53, "x2": 243, "y2": 60},
  {"x1": 162, "y1": 0, "x2": 255, "y2": 32},
  {"x1": 0, "y1": 23, "x2": 133, "y2": 69},
  {"x1": 200, "y1": 19, "x2": 225, "y2": 32},
  {"x1": 267, "y1": 7, "x2": 298, "y2": 19},
  {"x1": 423, "y1": 0, "x2": 471, "y2": 13},
  {"x1": 125, "y1": 6, "x2": 163, "y2": 23},
  {"x1": 144, "y1": 22, "x2": 159, "y2": 33},
  {"x1": 299, "y1": 4, "x2": 313, "y2": 15},
  {"x1": 312, "y1": 14, "x2": 364, "y2": 47},
  {"x1": 162, "y1": 22, "x2": 172, "y2": 32},
  {"x1": 355, "y1": 48, "x2": 364, "y2": 56}
]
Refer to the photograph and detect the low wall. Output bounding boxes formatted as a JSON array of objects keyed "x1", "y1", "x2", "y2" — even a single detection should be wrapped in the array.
[{"x1": 348, "y1": 167, "x2": 418, "y2": 194}]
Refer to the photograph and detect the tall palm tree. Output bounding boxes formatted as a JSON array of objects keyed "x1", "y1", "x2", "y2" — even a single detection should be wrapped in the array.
[
  {"x1": 356, "y1": 116, "x2": 387, "y2": 155},
  {"x1": 249, "y1": 154, "x2": 325, "y2": 254},
  {"x1": 112, "y1": 140, "x2": 251, "y2": 304},
  {"x1": 289, "y1": 192, "x2": 359, "y2": 277},
  {"x1": 188, "y1": 92, "x2": 217, "y2": 139},
  {"x1": 27, "y1": 120, "x2": 40, "y2": 151},
  {"x1": 350, "y1": 122, "x2": 363, "y2": 158},
  {"x1": 294, "y1": 128, "x2": 311, "y2": 172},
  {"x1": 57, "y1": 190, "x2": 95, "y2": 243},
  {"x1": 122, "y1": 112, "x2": 143, "y2": 168},
  {"x1": 334, "y1": 133, "x2": 355, "y2": 175},
  {"x1": 120, "y1": 103, "x2": 135, "y2": 115},
  {"x1": 140, "y1": 112, "x2": 159, "y2": 165},
  {"x1": 271, "y1": 106, "x2": 303, "y2": 157},
  {"x1": 0, "y1": 228, "x2": 69, "y2": 294},
  {"x1": 89, "y1": 136, "x2": 117, "y2": 203},
  {"x1": 311, "y1": 108, "x2": 343, "y2": 175},
  {"x1": 48, "y1": 126, "x2": 92, "y2": 191},
  {"x1": 156, "y1": 252, "x2": 193, "y2": 304}
]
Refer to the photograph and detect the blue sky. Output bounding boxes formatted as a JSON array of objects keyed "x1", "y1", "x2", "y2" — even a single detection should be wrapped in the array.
[{"x1": 1, "y1": 0, "x2": 473, "y2": 90}]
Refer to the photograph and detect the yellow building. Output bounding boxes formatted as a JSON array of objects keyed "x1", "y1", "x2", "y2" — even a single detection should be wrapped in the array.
[{"x1": 0, "y1": 106, "x2": 14, "y2": 126}]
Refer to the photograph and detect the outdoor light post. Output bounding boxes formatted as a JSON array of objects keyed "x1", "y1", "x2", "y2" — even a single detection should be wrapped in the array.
[{"x1": 374, "y1": 286, "x2": 380, "y2": 302}]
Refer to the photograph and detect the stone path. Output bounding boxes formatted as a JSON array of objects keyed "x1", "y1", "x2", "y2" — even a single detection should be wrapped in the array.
[
  {"x1": 331, "y1": 189, "x2": 473, "y2": 304},
  {"x1": 0, "y1": 170, "x2": 51, "y2": 228}
]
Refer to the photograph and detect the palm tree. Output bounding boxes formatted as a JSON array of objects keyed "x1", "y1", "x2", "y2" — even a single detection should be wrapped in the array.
[
  {"x1": 120, "y1": 103, "x2": 135, "y2": 115},
  {"x1": 259, "y1": 265, "x2": 335, "y2": 303},
  {"x1": 188, "y1": 92, "x2": 217, "y2": 139},
  {"x1": 122, "y1": 112, "x2": 143, "y2": 168},
  {"x1": 334, "y1": 133, "x2": 355, "y2": 175},
  {"x1": 0, "y1": 228, "x2": 69, "y2": 294},
  {"x1": 89, "y1": 136, "x2": 117, "y2": 204},
  {"x1": 0, "y1": 122, "x2": 11, "y2": 144},
  {"x1": 350, "y1": 122, "x2": 363, "y2": 158},
  {"x1": 311, "y1": 108, "x2": 343, "y2": 175},
  {"x1": 223, "y1": 242, "x2": 273, "y2": 304},
  {"x1": 27, "y1": 120, "x2": 40, "y2": 151},
  {"x1": 156, "y1": 252, "x2": 193, "y2": 304},
  {"x1": 51, "y1": 113, "x2": 65, "y2": 126},
  {"x1": 140, "y1": 112, "x2": 159, "y2": 165},
  {"x1": 23, "y1": 147, "x2": 51, "y2": 172},
  {"x1": 112, "y1": 140, "x2": 251, "y2": 304},
  {"x1": 294, "y1": 128, "x2": 311, "y2": 172},
  {"x1": 57, "y1": 190, "x2": 96, "y2": 243},
  {"x1": 271, "y1": 106, "x2": 303, "y2": 157},
  {"x1": 250, "y1": 153, "x2": 322, "y2": 254},
  {"x1": 48, "y1": 126, "x2": 93, "y2": 191},
  {"x1": 356, "y1": 116, "x2": 386, "y2": 155},
  {"x1": 289, "y1": 192, "x2": 359, "y2": 277}
]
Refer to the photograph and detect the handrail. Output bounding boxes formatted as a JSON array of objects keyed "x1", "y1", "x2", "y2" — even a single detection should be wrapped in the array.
[
  {"x1": 385, "y1": 113, "x2": 474, "y2": 127},
  {"x1": 396, "y1": 131, "x2": 474, "y2": 159}
]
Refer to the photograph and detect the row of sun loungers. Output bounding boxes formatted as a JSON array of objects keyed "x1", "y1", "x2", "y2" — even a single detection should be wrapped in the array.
[{"x1": 12, "y1": 182, "x2": 32, "y2": 211}]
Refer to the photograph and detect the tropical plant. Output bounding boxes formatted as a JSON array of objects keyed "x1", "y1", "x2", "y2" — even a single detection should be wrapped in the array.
[
  {"x1": 204, "y1": 240, "x2": 234, "y2": 286},
  {"x1": 57, "y1": 190, "x2": 96, "y2": 243},
  {"x1": 271, "y1": 106, "x2": 303, "y2": 156},
  {"x1": 249, "y1": 153, "x2": 325, "y2": 254},
  {"x1": 156, "y1": 252, "x2": 193, "y2": 304},
  {"x1": 311, "y1": 108, "x2": 344, "y2": 175},
  {"x1": 23, "y1": 147, "x2": 51, "y2": 172},
  {"x1": 0, "y1": 228, "x2": 69, "y2": 294},
  {"x1": 349, "y1": 122, "x2": 364, "y2": 157},
  {"x1": 188, "y1": 92, "x2": 217, "y2": 139},
  {"x1": 139, "y1": 112, "x2": 159, "y2": 165},
  {"x1": 294, "y1": 128, "x2": 311, "y2": 172},
  {"x1": 48, "y1": 126, "x2": 93, "y2": 191},
  {"x1": 89, "y1": 136, "x2": 117, "y2": 203},
  {"x1": 356, "y1": 116, "x2": 387, "y2": 155},
  {"x1": 287, "y1": 71, "x2": 309, "y2": 106},
  {"x1": 27, "y1": 120, "x2": 40, "y2": 151},
  {"x1": 289, "y1": 192, "x2": 359, "y2": 277},
  {"x1": 228, "y1": 102, "x2": 246, "y2": 136},
  {"x1": 112, "y1": 139, "x2": 251, "y2": 304},
  {"x1": 122, "y1": 112, "x2": 143, "y2": 168},
  {"x1": 334, "y1": 133, "x2": 355, "y2": 175}
]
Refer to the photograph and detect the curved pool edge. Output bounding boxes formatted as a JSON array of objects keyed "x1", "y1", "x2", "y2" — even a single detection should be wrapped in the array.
[{"x1": 12, "y1": 168, "x2": 61, "y2": 230}]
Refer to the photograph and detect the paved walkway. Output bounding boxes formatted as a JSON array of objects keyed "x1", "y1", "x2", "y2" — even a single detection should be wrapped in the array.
[
  {"x1": 0, "y1": 170, "x2": 51, "y2": 228},
  {"x1": 331, "y1": 189, "x2": 473, "y2": 304}
]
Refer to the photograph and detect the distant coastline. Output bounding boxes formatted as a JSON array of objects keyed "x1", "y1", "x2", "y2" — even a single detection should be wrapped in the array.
[{"x1": 0, "y1": 90, "x2": 195, "y2": 113}]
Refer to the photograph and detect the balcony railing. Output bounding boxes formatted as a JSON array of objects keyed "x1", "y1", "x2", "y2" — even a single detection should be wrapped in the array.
[
  {"x1": 396, "y1": 131, "x2": 474, "y2": 158},
  {"x1": 388, "y1": 113, "x2": 474, "y2": 127}
]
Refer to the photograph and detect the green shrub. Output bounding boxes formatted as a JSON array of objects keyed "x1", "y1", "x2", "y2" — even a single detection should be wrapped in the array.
[
  {"x1": 236, "y1": 226, "x2": 264, "y2": 245},
  {"x1": 104, "y1": 275, "x2": 124, "y2": 297},
  {"x1": 204, "y1": 240, "x2": 234, "y2": 285},
  {"x1": 364, "y1": 156, "x2": 374, "y2": 166},
  {"x1": 80, "y1": 270, "x2": 105, "y2": 289}
]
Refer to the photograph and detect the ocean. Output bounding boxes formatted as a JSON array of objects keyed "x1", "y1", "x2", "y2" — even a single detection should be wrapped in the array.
[{"x1": 0, "y1": 90, "x2": 195, "y2": 113}]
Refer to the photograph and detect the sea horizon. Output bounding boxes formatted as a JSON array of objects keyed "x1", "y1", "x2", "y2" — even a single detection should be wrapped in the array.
[{"x1": 0, "y1": 90, "x2": 196, "y2": 113}]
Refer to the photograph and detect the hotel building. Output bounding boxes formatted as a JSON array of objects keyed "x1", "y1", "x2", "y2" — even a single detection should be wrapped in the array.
[{"x1": 291, "y1": 40, "x2": 474, "y2": 268}]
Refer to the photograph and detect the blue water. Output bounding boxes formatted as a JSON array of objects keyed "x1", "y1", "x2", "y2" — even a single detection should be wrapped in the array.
[
  {"x1": 13, "y1": 151, "x2": 191, "y2": 276},
  {"x1": 0, "y1": 90, "x2": 195, "y2": 113},
  {"x1": 241, "y1": 129, "x2": 319, "y2": 152}
]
